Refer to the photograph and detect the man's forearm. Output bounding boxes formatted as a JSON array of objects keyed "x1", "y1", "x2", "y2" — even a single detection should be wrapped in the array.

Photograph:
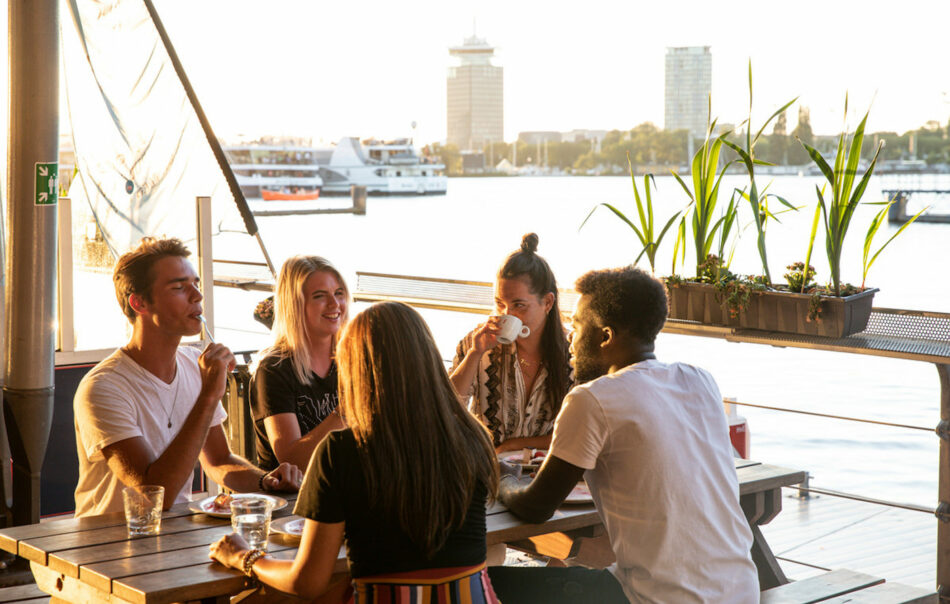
[
  {"x1": 143, "y1": 394, "x2": 219, "y2": 495},
  {"x1": 498, "y1": 475, "x2": 559, "y2": 524},
  {"x1": 498, "y1": 456, "x2": 587, "y2": 524}
]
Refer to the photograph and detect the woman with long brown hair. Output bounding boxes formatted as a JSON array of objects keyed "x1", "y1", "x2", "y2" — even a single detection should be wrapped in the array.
[
  {"x1": 450, "y1": 233, "x2": 573, "y2": 453},
  {"x1": 211, "y1": 302, "x2": 501, "y2": 603},
  {"x1": 249, "y1": 255, "x2": 348, "y2": 472}
]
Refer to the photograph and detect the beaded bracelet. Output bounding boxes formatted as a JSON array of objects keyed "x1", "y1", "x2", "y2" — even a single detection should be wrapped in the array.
[
  {"x1": 257, "y1": 473, "x2": 268, "y2": 492},
  {"x1": 242, "y1": 548, "x2": 267, "y2": 578}
]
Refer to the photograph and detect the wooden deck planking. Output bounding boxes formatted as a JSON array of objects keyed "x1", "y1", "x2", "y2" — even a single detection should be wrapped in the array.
[{"x1": 762, "y1": 490, "x2": 935, "y2": 590}]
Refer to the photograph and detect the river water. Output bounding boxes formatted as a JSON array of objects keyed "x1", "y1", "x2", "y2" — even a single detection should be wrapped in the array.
[{"x1": 75, "y1": 173, "x2": 950, "y2": 506}]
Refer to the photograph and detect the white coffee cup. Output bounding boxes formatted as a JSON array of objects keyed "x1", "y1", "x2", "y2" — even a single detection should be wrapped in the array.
[{"x1": 496, "y1": 315, "x2": 531, "y2": 344}]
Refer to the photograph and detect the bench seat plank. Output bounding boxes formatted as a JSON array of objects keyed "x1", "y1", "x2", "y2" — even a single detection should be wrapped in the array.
[
  {"x1": 821, "y1": 583, "x2": 937, "y2": 604},
  {"x1": 761, "y1": 569, "x2": 884, "y2": 603},
  {"x1": 0, "y1": 582, "x2": 50, "y2": 603}
]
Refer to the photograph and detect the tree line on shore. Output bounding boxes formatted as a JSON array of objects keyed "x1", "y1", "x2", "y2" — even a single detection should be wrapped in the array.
[{"x1": 427, "y1": 109, "x2": 950, "y2": 176}]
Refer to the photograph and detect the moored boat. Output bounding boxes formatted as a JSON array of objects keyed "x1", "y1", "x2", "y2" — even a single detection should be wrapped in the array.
[{"x1": 260, "y1": 188, "x2": 321, "y2": 201}]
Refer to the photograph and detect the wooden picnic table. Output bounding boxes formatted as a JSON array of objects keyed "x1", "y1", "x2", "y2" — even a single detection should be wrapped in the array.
[{"x1": 0, "y1": 460, "x2": 803, "y2": 603}]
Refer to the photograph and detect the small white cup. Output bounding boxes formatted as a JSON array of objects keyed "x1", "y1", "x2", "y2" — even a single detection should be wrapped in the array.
[{"x1": 496, "y1": 315, "x2": 531, "y2": 345}]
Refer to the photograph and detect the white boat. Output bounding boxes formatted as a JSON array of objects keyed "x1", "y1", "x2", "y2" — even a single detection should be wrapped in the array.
[
  {"x1": 318, "y1": 137, "x2": 447, "y2": 195},
  {"x1": 224, "y1": 137, "x2": 447, "y2": 198},
  {"x1": 223, "y1": 144, "x2": 326, "y2": 200}
]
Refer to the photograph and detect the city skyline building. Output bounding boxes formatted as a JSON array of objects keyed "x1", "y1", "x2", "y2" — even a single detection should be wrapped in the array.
[
  {"x1": 447, "y1": 34, "x2": 503, "y2": 151},
  {"x1": 664, "y1": 46, "x2": 712, "y2": 140}
]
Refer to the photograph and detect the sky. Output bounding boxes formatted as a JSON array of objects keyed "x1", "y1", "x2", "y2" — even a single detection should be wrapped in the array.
[
  {"x1": 5, "y1": 0, "x2": 950, "y2": 146},
  {"x1": 149, "y1": 0, "x2": 950, "y2": 145}
]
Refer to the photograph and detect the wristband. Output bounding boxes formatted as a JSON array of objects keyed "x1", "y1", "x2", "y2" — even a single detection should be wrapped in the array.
[
  {"x1": 242, "y1": 548, "x2": 267, "y2": 578},
  {"x1": 258, "y1": 473, "x2": 268, "y2": 492}
]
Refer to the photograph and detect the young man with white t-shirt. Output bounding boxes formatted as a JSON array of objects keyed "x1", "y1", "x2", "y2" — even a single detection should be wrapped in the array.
[
  {"x1": 490, "y1": 266, "x2": 758, "y2": 604},
  {"x1": 74, "y1": 237, "x2": 302, "y2": 518}
]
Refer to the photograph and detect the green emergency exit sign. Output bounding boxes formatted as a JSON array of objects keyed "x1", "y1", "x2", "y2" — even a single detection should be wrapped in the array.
[{"x1": 35, "y1": 162, "x2": 58, "y2": 206}]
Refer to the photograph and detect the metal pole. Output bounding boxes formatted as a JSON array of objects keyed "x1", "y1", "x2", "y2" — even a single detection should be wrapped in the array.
[
  {"x1": 937, "y1": 363, "x2": 950, "y2": 600},
  {"x1": 3, "y1": 0, "x2": 59, "y2": 524}
]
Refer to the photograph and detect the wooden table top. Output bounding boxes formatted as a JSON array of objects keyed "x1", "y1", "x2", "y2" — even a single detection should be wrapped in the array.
[{"x1": 0, "y1": 460, "x2": 804, "y2": 604}]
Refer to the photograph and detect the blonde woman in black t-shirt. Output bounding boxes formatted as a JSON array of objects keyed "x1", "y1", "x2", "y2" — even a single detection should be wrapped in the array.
[
  {"x1": 212, "y1": 302, "x2": 502, "y2": 602},
  {"x1": 249, "y1": 256, "x2": 348, "y2": 472}
]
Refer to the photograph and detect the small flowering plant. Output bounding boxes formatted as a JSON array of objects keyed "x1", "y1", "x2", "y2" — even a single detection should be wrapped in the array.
[{"x1": 253, "y1": 296, "x2": 275, "y2": 330}]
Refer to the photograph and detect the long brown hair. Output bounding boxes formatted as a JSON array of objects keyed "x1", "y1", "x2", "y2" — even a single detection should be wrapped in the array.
[
  {"x1": 337, "y1": 302, "x2": 499, "y2": 558},
  {"x1": 498, "y1": 233, "x2": 572, "y2": 414}
]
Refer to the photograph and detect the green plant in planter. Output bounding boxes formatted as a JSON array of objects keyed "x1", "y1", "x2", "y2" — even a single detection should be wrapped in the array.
[
  {"x1": 860, "y1": 198, "x2": 928, "y2": 289},
  {"x1": 722, "y1": 62, "x2": 798, "y2": 285},
  {"x1": 672, "y1": 101, "x2": 734, "y2": 278},
  {"x1": 784, "y1": 262, "x2": 816, "y2": 293},
  {"x1": 799, "y1": 97, "x2": 883, "y2": 297},
  {"x1": 580, "y1": 152, "x2": 683, "y2": 274}
]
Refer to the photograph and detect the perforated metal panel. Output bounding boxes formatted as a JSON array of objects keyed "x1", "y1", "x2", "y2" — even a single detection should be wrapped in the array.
[{"x1": 724, "y1": 308, "x2": 950, "y2": 363}]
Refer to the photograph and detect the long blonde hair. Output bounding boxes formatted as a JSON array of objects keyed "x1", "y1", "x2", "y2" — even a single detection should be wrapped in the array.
[
  {"x1": 266, "y1": 255, "x2": 350, "y2": 384},
  {"x1": 337, "y1": 302, "x2": 499, "y2": 558}
]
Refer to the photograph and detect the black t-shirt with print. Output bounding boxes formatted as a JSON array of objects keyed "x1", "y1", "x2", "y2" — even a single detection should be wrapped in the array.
[
  {"x1": 250, "y1": 352, "x2": 338, "y2": 471},
  {"x1": 294, "y1": 429, "x2": 488, "y2": 578}
]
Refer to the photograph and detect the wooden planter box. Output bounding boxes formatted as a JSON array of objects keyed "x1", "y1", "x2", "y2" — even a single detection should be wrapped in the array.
[{"x1": 665, "y1": 281, "x2": 878, "y2": 338}]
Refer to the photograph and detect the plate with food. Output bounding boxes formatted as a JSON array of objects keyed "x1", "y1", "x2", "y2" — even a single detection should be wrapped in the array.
[
  {"x1": 271, "y1": 515, "x2": 306, "y2": 537},
  {"x1": 562, "y1": 482, "x2": 593, "y2": 505},
  {"x1": 189, "y1": 492, "x2": 289, "y2": 518},
  {"x1": 498, "y1": 448, "x2": 547, "y2": 467}
]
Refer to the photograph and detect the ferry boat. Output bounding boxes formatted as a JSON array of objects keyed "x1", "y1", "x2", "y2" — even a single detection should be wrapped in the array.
[
  {"x1": 317, "y1": 137, "x2": 448, "y2": 195},
  {"x1": 223, "y1": 144, "x2": 325, "y2": 200},
  {"x1": 223, "y1": 137, "x2": 447, "y2": 199}
]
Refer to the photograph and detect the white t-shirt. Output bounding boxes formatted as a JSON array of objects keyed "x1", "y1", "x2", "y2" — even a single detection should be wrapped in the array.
[
  {"x1": 73, "y1": 346, "x2": 228, "y2": 517},
  {"x1": 549, "y1": 359, "x2": 758, "y2": 604}
]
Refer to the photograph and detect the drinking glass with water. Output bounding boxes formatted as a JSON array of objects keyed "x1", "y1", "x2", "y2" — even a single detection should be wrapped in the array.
[
  {"x1": 123, "y1": 485, "x2": 164, "y2": 537},
  {"x1": 230, "y1": 497, "x2": 274, "y2": 551}
]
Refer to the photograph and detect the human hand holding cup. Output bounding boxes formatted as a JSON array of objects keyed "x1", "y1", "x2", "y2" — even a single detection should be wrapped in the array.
[
  {"x1": 496, "y1": 314, "x2": 530, "y2": 345},
  {"x1": 123, "y1": 485, "x2": 164, "y2": 537},
  {"x1": 231, "y1": 497, "x2": 274, "y2": 551}
]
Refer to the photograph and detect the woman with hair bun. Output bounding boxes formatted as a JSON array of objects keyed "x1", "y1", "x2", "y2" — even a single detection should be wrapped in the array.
[{"x1": 450, "y1": 233, "x2": 573, "y2": 453}]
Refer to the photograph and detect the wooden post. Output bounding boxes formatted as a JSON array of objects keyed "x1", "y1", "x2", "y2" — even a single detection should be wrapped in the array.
[{"x1": 351, "y1": 185, "x2": 367, "y2": 215}]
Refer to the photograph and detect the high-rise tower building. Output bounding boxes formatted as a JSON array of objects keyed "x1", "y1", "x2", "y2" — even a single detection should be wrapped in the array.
[
  {"x1": 664, "y1": 46, "x2": 712, "y2": 139},
  {"x1": 447, "y1": 35, "x2": 503, "y2": 151}
]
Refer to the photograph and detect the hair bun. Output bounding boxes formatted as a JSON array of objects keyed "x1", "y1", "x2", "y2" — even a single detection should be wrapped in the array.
[{"x1": 520, "y1": 233, "x2": 539, "y2": 254}]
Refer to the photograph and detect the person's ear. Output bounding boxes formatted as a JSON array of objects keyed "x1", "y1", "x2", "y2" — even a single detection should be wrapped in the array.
[
  {"x1": 542, "y1": 292, "x2": 555, "y2": 314},
  {"x1": 600, "y1": 326, "x2": 614, "y2": 349},
  {"x1": 128, "y1": 293, "x2": 147, "y2": 316}
]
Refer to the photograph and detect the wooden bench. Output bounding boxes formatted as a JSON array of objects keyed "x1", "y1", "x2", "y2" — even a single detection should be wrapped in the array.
[
  {"x1": 0, "y1": 581, "x2": 49, "y2": 602},
  {"x1": 761, "y1": 569, "x2": 936, "y2": 603}
]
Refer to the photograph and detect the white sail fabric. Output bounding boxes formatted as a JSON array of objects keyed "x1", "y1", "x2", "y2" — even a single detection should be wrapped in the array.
[{"x1": 61, "y1": 0, "x2": 263, "y2": 264}]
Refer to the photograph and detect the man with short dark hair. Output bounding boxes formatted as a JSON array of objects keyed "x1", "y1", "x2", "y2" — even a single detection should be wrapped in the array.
[
  {"x1": 74, "y1": 237, "x2": 301, "y2": 517},
  {"x1": 490, "y1": 266, "x2": 758, "y2": 603}
]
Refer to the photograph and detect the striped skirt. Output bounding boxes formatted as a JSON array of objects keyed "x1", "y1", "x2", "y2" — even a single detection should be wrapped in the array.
[{"x1": 350, "y1": 563, "x2": 500, "y2": 604}]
